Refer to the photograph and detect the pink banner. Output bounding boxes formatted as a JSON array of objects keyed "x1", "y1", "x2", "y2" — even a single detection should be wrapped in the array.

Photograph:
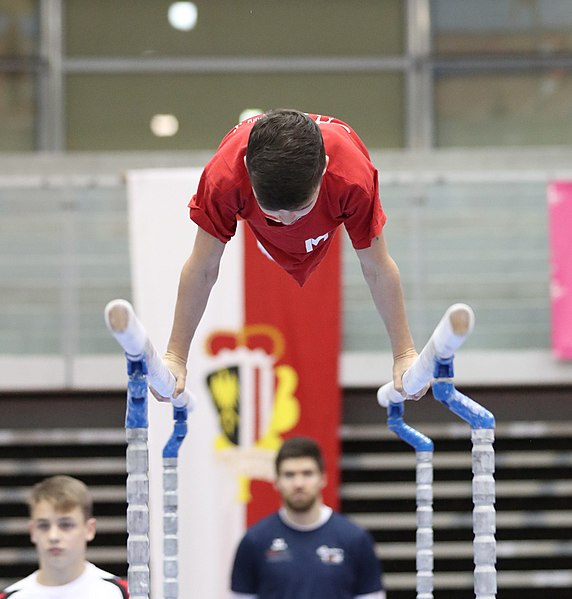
[{"x1": 548, "y1": 180, "x2": 572, "y2": 359}]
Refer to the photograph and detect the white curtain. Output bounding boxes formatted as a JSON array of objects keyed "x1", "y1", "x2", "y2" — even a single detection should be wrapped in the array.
[{"x1": 127, "y1": 169, "x2": 245, "y2": 598}]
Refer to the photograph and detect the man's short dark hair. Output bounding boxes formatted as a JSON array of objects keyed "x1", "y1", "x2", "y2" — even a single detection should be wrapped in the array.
[
  {"x1": 245, "y1": 109, "x2": 326, "y2": 211},
  {"x1": 275, "y1": 436, "x2": 325, "y2": 475}
]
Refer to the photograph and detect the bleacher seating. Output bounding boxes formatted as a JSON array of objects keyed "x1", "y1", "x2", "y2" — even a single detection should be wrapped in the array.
[
  {"x1": 341, "y1": 419, "x2": 572, "y2": 598},
  {"x1": 1, "y1": 387, "x2": 572, "y2": 598}
]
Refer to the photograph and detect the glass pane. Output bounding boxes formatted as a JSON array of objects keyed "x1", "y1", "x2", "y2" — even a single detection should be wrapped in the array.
[
  {"x1": 0, "y1": 0, "x2": 38, "y2": 57},
  {"x1": 65, "y1": 0, "x2": 403, "y2": 57},
  {"x1": 344, "y1": 180, "x2": 549, "y2": 351},
  {"x1": 432, "y1": 0, "x2": 572, "y2": 55},
  {"x1": 435, "y1": 71, "x2": 572, "y2": 147},
  {"x1": 66, "y1": 72, "x2": 404, "y2": 150},
  {"x1": 0, "y1": 185, "x2": 131, "y2": 355},
  {"x1": 0, "y1": 71, "x2": 35, "y2": 150}
]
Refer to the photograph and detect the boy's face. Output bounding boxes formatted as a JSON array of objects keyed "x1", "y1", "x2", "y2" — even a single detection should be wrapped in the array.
[
  {"x1": 257, "y1": 185, "x2": 321, "y2": 225},
  {"x1": 29, "y1": 500, "x2": 96, "y2": 577},
  {"x1": 245, "y1": 155, "x2": 329, "y2": 225}
]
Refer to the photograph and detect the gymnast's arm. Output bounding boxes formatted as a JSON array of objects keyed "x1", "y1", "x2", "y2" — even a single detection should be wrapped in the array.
[
  {"x1": 355, "y1": 232, "x2": 421, "y2": 398},
  {"x1": 160, "y1": 227, "x2": 225, "y2": 398}
]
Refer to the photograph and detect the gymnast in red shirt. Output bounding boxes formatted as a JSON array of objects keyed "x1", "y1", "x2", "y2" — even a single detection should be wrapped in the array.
[{"x1": 160, "y1": 109, "x2": 423, "y2": 400}]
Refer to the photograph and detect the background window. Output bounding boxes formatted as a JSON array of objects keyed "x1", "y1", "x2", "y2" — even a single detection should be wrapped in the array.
[
  {"x1": 432, "y1": 0, "x2": 572, "y2": 55},
  {"x1": 0, "y1": 0, "x2": 39, "y2": 150},
  {"x1": 65, "y1": 0, "x2": 404, "y2": 57},
  {"x1": 431, "y1": 0, "x2": 572, "y2": 147},
  {"x1": 66, "y1": 72, "x2": 405, "y2": 150},
  {"x1": 0, "y1": 71, "x2": 35, "y2": 150},
  {"x1": 435, "y1": 70, "x2": 572, "y2": 147},
  {"x1": 0, "y1": 0, "x2": 38, "y2": 57}
]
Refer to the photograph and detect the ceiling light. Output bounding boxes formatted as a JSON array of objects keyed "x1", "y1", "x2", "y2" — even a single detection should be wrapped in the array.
[
  {"x1": 168, "y1": 2, "x2": 198, "y2": 31},
  {"x1": 150, "y1": 114, "x2": 179, "y2": 137}
]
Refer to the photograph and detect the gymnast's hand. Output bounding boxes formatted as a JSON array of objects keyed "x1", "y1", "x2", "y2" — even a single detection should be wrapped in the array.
[
  {"x1": 149, "y1": 351, "x2": 188, "y2": 402},
  {"x1": 392, "y1": 349, "x2": 429, "y2": 401}
]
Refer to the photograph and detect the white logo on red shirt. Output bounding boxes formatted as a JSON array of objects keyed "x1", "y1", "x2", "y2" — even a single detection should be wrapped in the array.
[
  {"x1": 305, "y1": 233, "x2": 329, "y2": 253},
  {"x1": 313, "y1": 114, "x2": 351, "y2": 134}
]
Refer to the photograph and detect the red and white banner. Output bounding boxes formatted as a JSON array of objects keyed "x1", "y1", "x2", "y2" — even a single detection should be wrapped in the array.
[
  {"x1": 127, "y1": 169, "x2": 341, "y2": 598},
  {"x1": 243, "y1": 224, "x2": 341, "y2": 524},
  {"x1": 548, "y1": 180, "x2": 572, "y2": 360}
]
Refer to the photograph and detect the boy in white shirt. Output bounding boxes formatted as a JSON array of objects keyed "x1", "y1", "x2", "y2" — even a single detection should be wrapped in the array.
[{"x1": 1, "y1": 475, "x2": 128, "y2": 599}]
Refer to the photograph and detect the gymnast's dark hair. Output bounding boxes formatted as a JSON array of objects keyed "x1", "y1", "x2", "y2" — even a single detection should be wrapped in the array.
[{"x1": 245, "y1": 109, "x2": 326, "y2": 211}]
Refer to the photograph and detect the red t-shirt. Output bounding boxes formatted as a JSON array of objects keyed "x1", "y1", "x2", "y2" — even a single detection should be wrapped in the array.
[{"x1": 189, "y1": 114, "x2": 386, "y2": 286}]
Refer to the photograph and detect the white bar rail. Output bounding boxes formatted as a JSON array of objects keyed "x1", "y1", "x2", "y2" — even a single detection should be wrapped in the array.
[
  {"x1": 104, "y1": 299, "x2": 194, "y2": 410},
  {"x1": 378, "y1": 303, "x2": 475, "y2": 408}
]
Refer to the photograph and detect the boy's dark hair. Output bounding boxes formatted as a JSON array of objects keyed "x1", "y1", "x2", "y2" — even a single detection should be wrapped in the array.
[
  {"x1": 245, "y1": 109, "x2": 326, "y2": 211},
  {"x1": 275, "y1": 436, "x2": 325, "y2": 475},
  {"x1": 28, "y1": 475, "x2": 93, "y2": 521}
]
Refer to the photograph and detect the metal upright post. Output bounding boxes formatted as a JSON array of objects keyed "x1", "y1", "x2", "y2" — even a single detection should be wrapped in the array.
[
  {"x1": 105, "y1": 299, "x2": 195, "y2": 599},
  {"x1": 378, "y1": 304, "x2": 476, "y2": 598},
  {"x1": 162, "y1": 405, "x2": 189, "y2": 599},
  {"x1": 386, "y1": 402, "x2": 434, "y2": 599},
  {"x1": 432, "y1": 357, "x2": 497, "y2": 599},
  {"x1": 125, "y1": 357, "x2": 150, "y2": 599}
]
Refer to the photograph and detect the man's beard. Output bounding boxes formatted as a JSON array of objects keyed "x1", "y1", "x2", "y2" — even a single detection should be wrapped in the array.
[{"x1": 284, "y1": 493, "x2": 319, "y2": 514}]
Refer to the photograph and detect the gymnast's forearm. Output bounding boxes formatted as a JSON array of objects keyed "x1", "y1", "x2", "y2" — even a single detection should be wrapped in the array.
[
  {"x1": 167, "y1": 228, "x2": 225, "y2": 355},
  {"x1": 356, "y1": 236, "x2": 416, "y2": 358},
  {"x1": 165, "y1": 230, "x2": 225, "y2": 394},
  {"x1": 167, "y1": 256, "x2": 217, "y2": 362}
]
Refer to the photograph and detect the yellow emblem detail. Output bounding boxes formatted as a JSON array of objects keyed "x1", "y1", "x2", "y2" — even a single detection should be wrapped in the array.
[{"x1": 206, "y1": 326, "x2": 300, "y2": 502}]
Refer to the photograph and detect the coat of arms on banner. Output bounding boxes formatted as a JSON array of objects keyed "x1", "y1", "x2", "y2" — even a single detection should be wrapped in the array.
[{"x1": 203, "y1": 325, "x2": 300, "y2": 501}]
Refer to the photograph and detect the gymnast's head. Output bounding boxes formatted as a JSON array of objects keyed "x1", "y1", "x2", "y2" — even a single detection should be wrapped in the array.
[{"x1": 245, "y1": 109, "x2": 328, "y2": 217}]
